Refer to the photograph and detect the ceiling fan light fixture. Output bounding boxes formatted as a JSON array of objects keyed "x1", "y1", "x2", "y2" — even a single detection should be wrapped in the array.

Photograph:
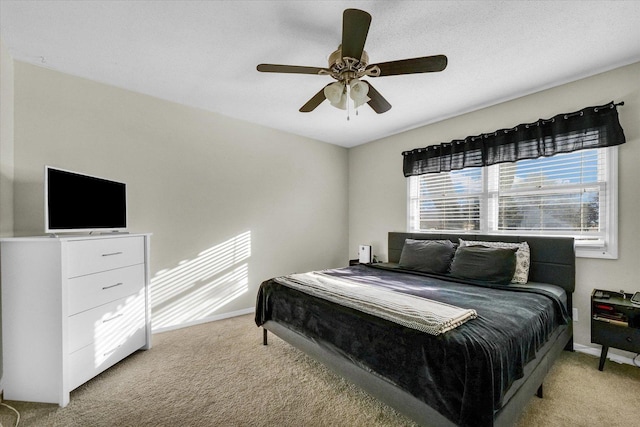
[
  {"x1": 324, "y1": 81, "x2": 347, "y2": 109},
  {"x1": 349, "y1": 78, "x2": 370, "y2": 108}
]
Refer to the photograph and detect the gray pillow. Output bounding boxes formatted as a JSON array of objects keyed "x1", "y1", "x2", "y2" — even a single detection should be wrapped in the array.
[
  {"x1": 459, "y1": 239, "x2": 530, "y2": 284},
  {"x1": 450, "y1": 245, "x2": 517, "y2": 285},
  {"x1": 398, "y1": 239, "x2": 456, "y2": 273}
]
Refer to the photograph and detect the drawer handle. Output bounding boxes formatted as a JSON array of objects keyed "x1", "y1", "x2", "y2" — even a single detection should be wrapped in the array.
[
  {"x1": 102, "y1": 282, "x2": 124, "y2": 290},
  {"x1": 627, "y1": 337, "x2": 633, "y2": 343},
  {"x1": 104, "y1": 345, "x2": 122, "y2": 357},
  {"x1": 102, "y1": 251, "x2": 123, "y2": 257},
  {"x1": 103, "y1": 313, "x2": 124, "y2": 323}
]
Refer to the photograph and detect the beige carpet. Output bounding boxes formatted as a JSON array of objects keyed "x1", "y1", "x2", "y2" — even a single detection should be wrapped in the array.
[{"x1": 1, "y1": 314, "x2": 639, "y2": 427}]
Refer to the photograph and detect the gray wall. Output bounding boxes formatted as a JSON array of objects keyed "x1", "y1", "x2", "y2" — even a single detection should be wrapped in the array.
[
  {"x1": 349, "y1": 61, "x2": 640, "y2": 359},
  {"x1": 0, "y1": 38, "x2": 16, "y2": 383},
  {"x1": 9, "y1": 61, "x2": 349, "y2": 331}
]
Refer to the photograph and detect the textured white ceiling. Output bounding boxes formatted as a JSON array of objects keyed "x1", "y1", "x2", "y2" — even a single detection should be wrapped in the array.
[{"x1": 2, "y1": 1, "x2": 640, "y2": 147}]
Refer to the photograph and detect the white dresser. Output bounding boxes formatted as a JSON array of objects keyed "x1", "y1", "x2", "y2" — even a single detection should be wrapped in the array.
[{"x1": 0, "y1": 233, "x2": 151, "y2": 407}]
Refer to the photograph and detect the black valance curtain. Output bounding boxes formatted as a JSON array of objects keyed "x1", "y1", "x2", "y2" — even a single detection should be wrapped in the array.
[{"x1": 402, "y1": 101, "x2": 626, "y2": 177}]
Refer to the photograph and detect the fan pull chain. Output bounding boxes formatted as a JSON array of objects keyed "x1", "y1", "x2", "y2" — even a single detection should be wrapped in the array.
[{"x1": 346, "y1": 83, "x2": 351, "y2": 121}]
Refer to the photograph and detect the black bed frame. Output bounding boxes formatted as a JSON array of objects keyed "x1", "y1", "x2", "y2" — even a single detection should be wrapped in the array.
[{"x1": 262, "y1": 232, "x2": 575, "y2": 427}]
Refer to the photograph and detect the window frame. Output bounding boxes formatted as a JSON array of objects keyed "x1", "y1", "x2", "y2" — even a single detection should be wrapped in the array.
[{"x1": 407, "y1": 147, "x2": 618, "y2": 259}]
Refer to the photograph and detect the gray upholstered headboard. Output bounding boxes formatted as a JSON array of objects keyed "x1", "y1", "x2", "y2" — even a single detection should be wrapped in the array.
[{"x1": 388, "y1": 232, "x2": 575, "y2": 294}]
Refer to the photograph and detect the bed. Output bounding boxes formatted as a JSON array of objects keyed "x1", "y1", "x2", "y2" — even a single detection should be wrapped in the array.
[{"x1": 255, "y1": 232, "x2": 575, "y2": 427}]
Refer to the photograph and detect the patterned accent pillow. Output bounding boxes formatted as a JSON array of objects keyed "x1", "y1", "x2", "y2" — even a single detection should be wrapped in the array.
[{"x1": 458, "y1": 239, "x2": 530, "y2": 284}]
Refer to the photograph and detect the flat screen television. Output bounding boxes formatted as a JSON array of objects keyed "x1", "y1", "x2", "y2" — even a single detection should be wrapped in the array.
[{"x1": 45, "y1": 166, "x2": 127, "y2": 234}]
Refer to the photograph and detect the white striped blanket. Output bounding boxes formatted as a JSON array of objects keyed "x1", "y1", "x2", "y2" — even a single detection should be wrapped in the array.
[{"x1": 274, "y1": 271, "x2": 477, "y2": 335}]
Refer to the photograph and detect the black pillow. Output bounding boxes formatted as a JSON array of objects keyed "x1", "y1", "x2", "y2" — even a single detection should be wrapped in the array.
[
  {"x1": 450, "y1": 245, "x2": 517, "y2": 285},
  {"x1": 398, "y1": 239, "x2": 456, "y2": 273}
]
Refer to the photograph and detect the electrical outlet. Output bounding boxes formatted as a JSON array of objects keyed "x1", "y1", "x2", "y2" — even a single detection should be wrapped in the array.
[{"x1": 573, "y1": 308, "x2": 579, "y2": 322}]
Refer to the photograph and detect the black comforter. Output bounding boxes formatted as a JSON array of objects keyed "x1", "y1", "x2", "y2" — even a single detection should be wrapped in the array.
[{"x1": 255, "y1": 264, "x2": 568, "y2": 426}]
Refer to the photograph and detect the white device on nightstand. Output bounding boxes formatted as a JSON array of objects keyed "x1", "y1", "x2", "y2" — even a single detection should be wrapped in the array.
[{"x1": 359, "y1": 245, "x2": 372, "y2": 264}]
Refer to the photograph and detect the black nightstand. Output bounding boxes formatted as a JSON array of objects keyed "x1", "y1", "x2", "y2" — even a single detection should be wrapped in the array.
[{"x1": 591, "y1": 289, "x2": 640, "y2": 371}]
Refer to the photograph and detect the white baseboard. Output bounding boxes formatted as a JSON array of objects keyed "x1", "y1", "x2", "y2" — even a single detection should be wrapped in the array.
[
  {"x1": 574, "y1": 343, "x2": 637, "y2": 366},
  {"x1": 152, "y1": 307, "x2": 255, "y2": 334}
]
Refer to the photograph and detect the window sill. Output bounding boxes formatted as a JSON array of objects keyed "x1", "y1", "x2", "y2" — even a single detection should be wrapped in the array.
[
  {"x1": 575, "y1": 246, "x2": 617, "y2": 259},
  {"x1": 408, "y1": 229, "x2": 618, "y2": 259}
]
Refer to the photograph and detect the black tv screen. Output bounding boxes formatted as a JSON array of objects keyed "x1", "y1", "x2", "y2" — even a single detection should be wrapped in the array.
[{"x1": 45, "y1": 166, "x2": 127, "y2": 233}]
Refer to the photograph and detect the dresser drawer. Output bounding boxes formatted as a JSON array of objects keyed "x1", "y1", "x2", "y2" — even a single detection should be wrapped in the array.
[
  {"x1": 68, "y1": 264, "x2": 145, "y2": 315},
  {"x1": 66, "y1": 236, "x2": 144, "y2": 278},
  {"x1": 68, "y1": 291, "x2": 146, "y2": 354},
  {"x1": 592, "y1": 321, "x2": 640, "y2": 353},
  {"x1": 68, "y1": 326, "x2": 146, "y2": 391}
]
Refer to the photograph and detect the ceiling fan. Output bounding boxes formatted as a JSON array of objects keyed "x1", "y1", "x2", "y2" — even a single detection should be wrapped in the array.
[{"x1": 256, "y1": 8, "x2": 447, "y2": 116}]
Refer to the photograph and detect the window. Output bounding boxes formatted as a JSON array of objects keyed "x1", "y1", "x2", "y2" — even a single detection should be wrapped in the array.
[{"x1": 408, "y1": 147, "x2": 618, "y2": 258}]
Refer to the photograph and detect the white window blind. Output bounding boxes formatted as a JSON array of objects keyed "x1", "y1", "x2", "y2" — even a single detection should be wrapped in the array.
[
  {"x1": 408, "y1": 167, "x2": 482, "y2": 232},
  {"x1": 408, "y1": 147, "x2": 618, "y2": 258}
]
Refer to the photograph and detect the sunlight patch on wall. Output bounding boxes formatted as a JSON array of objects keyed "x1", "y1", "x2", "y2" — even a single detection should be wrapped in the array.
[{"x1": 151, "y1": 231, "x2": 251, "y2": 330}]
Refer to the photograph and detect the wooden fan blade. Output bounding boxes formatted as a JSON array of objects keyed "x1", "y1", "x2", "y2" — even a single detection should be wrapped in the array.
[
  {"x1": 257, "y1": 64, "x2": 329, "y2": 75},
  {"x1": 370, "y1": 55, "x2": 448, "y2": 77},
  {"x1": 299, "y1": 84, "x2": 331, "y2": 112},
  {"x1": 341, "y1": 9, "x2": 371, "y2": 60},
  {"x1": 364, "y1": 81, "x2": 391, "y2": 114}
]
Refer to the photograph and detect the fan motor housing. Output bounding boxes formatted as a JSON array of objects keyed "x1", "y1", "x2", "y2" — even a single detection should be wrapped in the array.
[{"x1": 327, "y1": 46, "x2": 378, "y2": 81}]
